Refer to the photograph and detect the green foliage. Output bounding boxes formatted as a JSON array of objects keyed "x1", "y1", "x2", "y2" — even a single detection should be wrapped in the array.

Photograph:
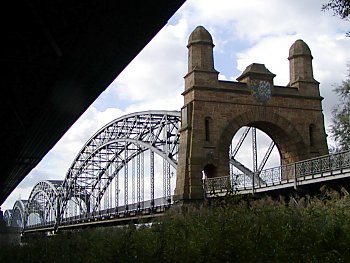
[
  {"x1": 322, "y1": 0, "x2": 350, "y2": 20},
  {"x1": 322, "y1": 0, "x2": 350, "y2": 36},
  {"x1": 330, "y1": 67, "x2": 350, "y2": 151},
  {"x1": 3, "y1": 191, "x2": 350, "y2": 262}
]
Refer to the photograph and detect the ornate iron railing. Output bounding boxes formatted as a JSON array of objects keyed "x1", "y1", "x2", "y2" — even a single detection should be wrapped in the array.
[{"x1": 205, "y1": 151, "x2": 350, "y2": 196}]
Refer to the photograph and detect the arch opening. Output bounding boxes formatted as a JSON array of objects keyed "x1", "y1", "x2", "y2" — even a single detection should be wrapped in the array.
[
  {"x1": 203, "y1": 164, "x2": 217, "y2": 179},
  {"x1": 220, "y1": 112, "x2": 309, "y2": 173},
  {"x1": 230, "y1": 126, "x2": 281, "y2": 174}
]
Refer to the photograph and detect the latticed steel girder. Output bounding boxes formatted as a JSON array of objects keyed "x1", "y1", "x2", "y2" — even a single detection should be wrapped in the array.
[
  {"x1": 3, "y1": 209, "x2": 12, "y2": 226},
  {"x1": 10, "y1": 200, "x2": 27, "y2": 228},
  {"x1": 26, "y1": 180, "x2": 63, "y2": 227},
  {"x1": 60, "y1": 110, "x2": 181, "y2": 216}
]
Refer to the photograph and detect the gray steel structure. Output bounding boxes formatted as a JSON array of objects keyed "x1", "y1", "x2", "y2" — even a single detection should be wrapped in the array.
[
  {"x1": 9, "y1": 200, "x2": 27, "y2": 228},
  {"x1": 6, "y1": 111, "x2": 182, "y2": 231}
]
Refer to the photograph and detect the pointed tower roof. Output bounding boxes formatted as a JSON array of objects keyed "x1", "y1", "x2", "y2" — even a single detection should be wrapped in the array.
[
  {"x1": 288, "y1": 39, "x2": 313, "y2": 59},
  {"x1": 188, "y1": 26, "x2": 214, "y2": 46}
]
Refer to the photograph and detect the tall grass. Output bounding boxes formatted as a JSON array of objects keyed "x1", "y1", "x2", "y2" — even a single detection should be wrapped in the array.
[{"x1": 2, "y1": 188, "x2": 350, "y2": 262}]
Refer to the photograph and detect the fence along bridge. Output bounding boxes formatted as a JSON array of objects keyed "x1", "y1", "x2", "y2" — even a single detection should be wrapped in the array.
[{"x1": 3, "y1": 110, "x2": 350, "y2": 233}]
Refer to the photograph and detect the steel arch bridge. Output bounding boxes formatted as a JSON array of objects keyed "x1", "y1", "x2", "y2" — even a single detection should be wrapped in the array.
[
  {"x1": 4, "y1": 110, "x2": 283, "y2": 231},
  {"x1": 9, "y1": 200, "x2": 27, "y2": 228},
  {"x1": 60, "y1": 110, "x2": 181, "y2": 221},
  {"x1": 26, "y1": 180, "x2": 63, "y2": 228},
  {"x1": 6, "y1": 111, "x2": 183, "y2": 230}
]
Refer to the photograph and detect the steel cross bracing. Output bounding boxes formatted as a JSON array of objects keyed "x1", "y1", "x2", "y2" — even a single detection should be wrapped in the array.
[
  {"x1": 60, "y1": 111, "x2": 181, "y2": 219},
  {"x1": 3, "y1": 209, "x2": 12, "y2": 226},
  {"x1": 26, "y1": 180, "x2": 62, "y2": 229},
  {"x1": 9, "y1": 200, "x2": 27, "y2": 228},
  {"x1": 229, "y1": 127, "x2": 276, "y2": 186}
]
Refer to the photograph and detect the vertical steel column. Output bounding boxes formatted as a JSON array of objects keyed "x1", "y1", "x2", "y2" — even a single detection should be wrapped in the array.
[
  {"x1": 124, "y1": 146, "x2": 129, "y2": 209},
  {"x1": 163, "y1": 159, "x2": 167, "y2": 203},
  {"x1": 163, "y1": 114, "x2": 168, "y2": 203},
  {"x1": 56, "y1": 194, "x2": 61, "y2": 228},
  {"x1": 104, "y1": 170, "x2": 109, "y2": 211},
  {"x1": 74, "y1": 180, "x2": 77, "y2": 218},
  {"x1": 252, "y1": 127, "x2": 258, "y2": 190},
  {"x1": 166, "y1": 163, "x2": 171, "y2": 203},
  {"x1": 137, "y1": 152, "x2": 141, "y2": 208},
  {"x1": 132, "y1": 157, "x2": 136, "y2": 205},
  {"x1": 150, "y1": 150, "x2": 155, "y2": 208},
  {"x1": 78, "y1": 184, "x2": 82, "y2": 218},
  {"x1": 98, "y1": 165, "x2": 101, "y2": 213},
  {"x1": 115, "y1": 170, "x2": 119, "y2": 211},
  {"x1": 109, "y1": 172, "x2": 113, "y2": 212},
  {"x1": 141, "y1": 151, "x2": 144, "y2": 206}
]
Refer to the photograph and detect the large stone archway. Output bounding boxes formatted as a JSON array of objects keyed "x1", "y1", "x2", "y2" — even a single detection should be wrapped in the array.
[
  {"x1": 174, "y1": 26, "x2": 328, "y2": 202},
  {"x1": 218, "y1": 109, "x2": 309, "y2": 177}
]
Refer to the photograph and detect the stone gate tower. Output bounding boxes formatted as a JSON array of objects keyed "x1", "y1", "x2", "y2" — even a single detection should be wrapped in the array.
[{"x1": 174, "y1": 26, "x2": 328, "y2": 202}]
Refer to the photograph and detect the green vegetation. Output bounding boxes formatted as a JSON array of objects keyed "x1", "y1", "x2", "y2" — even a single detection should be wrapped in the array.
[
  {"x1": 330, "y1": 66, "x2": 350, "y2": 152},
  {"x1": 322, "y1": 0, "x2": 350, "y2": 36},
  {"x1": 2, "y1": 188, "x2": 350, "y2": 262}
]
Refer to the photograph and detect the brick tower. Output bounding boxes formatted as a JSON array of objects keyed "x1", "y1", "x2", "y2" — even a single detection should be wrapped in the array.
[{"x1": 174, "y1": 26, "x2": 328, "y2": 202}]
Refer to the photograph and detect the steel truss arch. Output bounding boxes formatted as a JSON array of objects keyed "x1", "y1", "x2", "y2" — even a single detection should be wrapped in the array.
[
  {"x1": 26, "y1": 180, "x2": 63, "y2": 228},
  {"x1": 3, "y1": 209, "x2": 12, "y2": 227},
  {"x1": 10, "y1": 200, "x2": 27, "y2": 228},
  {"x1": 61, "y1": 110, "x2": 181, "y2": 216}
]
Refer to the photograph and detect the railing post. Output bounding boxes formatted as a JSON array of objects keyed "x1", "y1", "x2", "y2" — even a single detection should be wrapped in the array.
[
  {"x1": 293, "y1": 163, "x2": 297, "y2": 190},
  {"x1": 202, "y1": 174, "x2": 206, "y2": 200}
]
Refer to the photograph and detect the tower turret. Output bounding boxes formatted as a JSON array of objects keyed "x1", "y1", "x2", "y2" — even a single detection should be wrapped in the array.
[
  {"x1": 288, "y1": 39, "x2": 317, "y2": 87},
  {"x1": 185, "y1": 26, "x2": 218, "y2": 89},
  {"x1": 187, "y1": 26, "x2": 215, "y2": 72}
]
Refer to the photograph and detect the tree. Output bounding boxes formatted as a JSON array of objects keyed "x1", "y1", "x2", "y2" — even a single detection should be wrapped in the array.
[
  {"x1": 322, "y1": 0, "x2": 350, "y2": 36},
  {"x1": 329, "y1": 66, "x2": 350, "y2": 151}
]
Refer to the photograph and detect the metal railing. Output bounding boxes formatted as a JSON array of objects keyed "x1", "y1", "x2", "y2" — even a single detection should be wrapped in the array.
[
  {"x1": 205, "y1": 151, "x2": 350, "y2": 196},
  {"x1": 24, "y1": 196, "x2": 173, "y2": 230}
]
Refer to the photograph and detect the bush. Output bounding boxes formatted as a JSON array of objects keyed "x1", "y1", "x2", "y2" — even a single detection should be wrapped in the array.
[{"x1": 2, "y1": 190, "x2": 350, "y2": 262}]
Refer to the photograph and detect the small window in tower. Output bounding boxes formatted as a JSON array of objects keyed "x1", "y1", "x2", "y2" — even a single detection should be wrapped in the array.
[
  {"x1": 309, "y1": 124, "x2": 316, "y2": 147},
  {"x1": 205, "y1": 117, "x2": 211, "y2": 142}
]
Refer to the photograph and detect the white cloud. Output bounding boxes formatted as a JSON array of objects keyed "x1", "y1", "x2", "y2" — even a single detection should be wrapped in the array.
[{"x1": 109, "y1": 18, "x2": 188, "y2": 107}]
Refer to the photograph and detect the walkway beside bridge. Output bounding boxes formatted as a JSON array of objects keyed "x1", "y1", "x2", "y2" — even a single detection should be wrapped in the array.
[{"x1": 206, "y1": 150, "x2": 350, "y2": 197}]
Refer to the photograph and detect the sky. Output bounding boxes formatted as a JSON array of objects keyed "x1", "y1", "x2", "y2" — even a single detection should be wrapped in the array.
[{"x1": 2, "y1": 0, "x2": 349, "y2": 210}]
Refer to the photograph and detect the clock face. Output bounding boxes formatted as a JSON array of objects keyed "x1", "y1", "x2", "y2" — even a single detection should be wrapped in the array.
[{"x1": 251, "y1": 80, "x2": 271, "y2": 103}]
